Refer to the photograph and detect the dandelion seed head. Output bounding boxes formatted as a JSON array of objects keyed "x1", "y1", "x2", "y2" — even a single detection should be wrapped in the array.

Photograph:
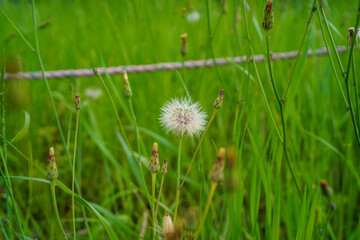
[{"x1": 160, "y1": 98, "x2": 207, "y2": 137}]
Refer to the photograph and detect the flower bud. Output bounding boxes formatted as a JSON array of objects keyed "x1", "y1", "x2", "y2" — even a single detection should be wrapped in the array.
[
  {"x1": 209, "y1": 148, "x2": 225, "y2": 183},
  {"x1": 213, "y1": 89, "x2": 224, "y2": 109},
  {"x1": 182, "y1": 8, "x2": 187, "y2": 18},
  {"x1": 47, "y1": 147, "x2": 58, "y2": 180},
  {"x1": 148, "y1": 142, "x2": 160, "y2": 173},
  {"x1": 161, "y1": 158, "x2": 168, "y2": 174},
  {"x1": 262, "y1": 0, "x2": 274, "y2": 31},
  {"x1": 123, "y1": 70, "x2": 133, "y2": 98},
  {"x1": 348, "y1": 27, "x2": 358, "y2": 47},
  {"x1": 320, "y1": 179, "x2": 333, "y2": 197},
  {"x1": 163, "y1": 212, "x2": 175, "y2": 239},
  {"x1": 74, "y1": 95, "x2": 81, "y2": 111},
  {"x1": 93, "y1": 68, "x2": 100, "y2": 77},
  {"x1": 180, "y1": 33, "x2": 188, "y2": 58}
]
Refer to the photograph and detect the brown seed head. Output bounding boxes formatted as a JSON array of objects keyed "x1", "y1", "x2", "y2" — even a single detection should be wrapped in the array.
[
  {"x1": 74, "y1": 95, "x2": 81, "y2": 111},
  {"x1": 262, "y1": 0, "x2": 274, "y2": 31}
]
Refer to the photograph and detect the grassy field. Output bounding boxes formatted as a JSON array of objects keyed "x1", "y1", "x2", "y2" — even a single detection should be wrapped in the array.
[{"x1": 1, "y1": 0, "x2": 360, "y2": 239}]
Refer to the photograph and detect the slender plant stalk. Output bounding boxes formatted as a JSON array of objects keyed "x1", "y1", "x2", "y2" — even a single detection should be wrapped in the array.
[
  {"x1": 50, "y1": 181, "x2": 68, "y2": 239},
  {"x1": 318, "y1": 0, "x2": 346, "y2": 77},
  {"x1": 315, "y1": 0, "x2": 348, "y2": 105},
  {"x1": 283, "y1": 0, "x2": 317, "y2": 100},
  {"x1": 342, "y1": 1, "x2": 360, "y2": 147},
  {"x1": 128, "y1": 98, "x2": 150, "y2": 203},
  {"x1": 72, "y1": 110, "x2": 80, "y2": 239},
  {"x1": 154, "y1": 174, "x2": 165, "y2": 228},
  {"x1": 0, "y1": 65, "x2": 24, "y2": 239},
  {"x1": 173, "y1": 137, "x2": 183, "y2": 223},
  {"x1": 151, "y1": 173, "x2": 156, "y2": 240},
  {"x1": 265, "y1": 35, "x2": 302, "y2": 198},
  {"x1": 241, "y1": 0, "x2": 283, "y2": 143},
  {"x1": 179, "y1": 109, "x2": 217, "y2": 189},
  {"x1": 0, "y1": 8, "x2": 36, "y2": 52},
  {"x1": 352, "y1": 56, "x2": 359, "y2": 124},
  {"x1": 205, "y1": 0, "x2": 222, "y2": 83},
  {"x1": 194, "y1": 182, "x2": 218, "y2": 240}
]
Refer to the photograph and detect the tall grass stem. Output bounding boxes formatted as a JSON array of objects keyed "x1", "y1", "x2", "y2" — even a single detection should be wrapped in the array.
[
  {"x1": 173, "y1": 137, "x2": 183, "y2": 223},
  {"x1": 50, "y1": 181, "x2": 68, "y2": 239}
]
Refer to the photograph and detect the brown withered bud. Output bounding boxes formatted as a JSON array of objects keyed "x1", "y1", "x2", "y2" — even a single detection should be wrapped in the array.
[
  {"x1": 180, "y1": 33, "x2": 188, "y2": 58},
  {"x1": 161, "y1": 158, "x2": 168, "y2": 174},
  {"x1": 74, "y1": 95, "x2": 81, "y2": 111},
  {"x1": 123, "y1": 70, "x2": 133, "y2": 98},
  {"x1": 209, "y1": 148, "x2": 226, "y2": 183},
  {"x1": 213, "y1": 89, "x2": 224, "y2": 109},
  {"x1": 47, "y1": 147, "x2": 58, "y2": 180},
  {"x1": 262, "y1": 0, "x2": 274, "y2": 31},
  {"x1": 348, "y1": 27, "x2": 358, "y2": 47},
  {"x1": 182, "y1": 8, "x2": 187, "y2": 18},
  {"x1": 148, "y1": 142, "x2": 160, "y2": 173},
  {"x1": 320, "y1": 179, "x2": 333, "y2": 197}
]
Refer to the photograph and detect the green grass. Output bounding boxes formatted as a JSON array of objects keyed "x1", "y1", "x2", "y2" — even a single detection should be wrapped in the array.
[{"x1": 0, "y1": 0, "x2": 360, "y2": 239}]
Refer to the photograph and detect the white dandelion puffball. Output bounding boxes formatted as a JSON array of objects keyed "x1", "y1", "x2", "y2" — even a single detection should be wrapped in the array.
[{"x1": 160, "y1": 98, "x2": 207, "y2": 137}]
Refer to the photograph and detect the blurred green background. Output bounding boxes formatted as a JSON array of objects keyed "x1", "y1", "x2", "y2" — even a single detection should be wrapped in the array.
[{"x1": 0, "y1": 0, "x2": 360, "y2": 239}]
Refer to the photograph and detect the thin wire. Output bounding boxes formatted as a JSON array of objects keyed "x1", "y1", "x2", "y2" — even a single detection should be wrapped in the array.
[{"x1": 4, "y1": 46, "x2": 348, "y2": 80}]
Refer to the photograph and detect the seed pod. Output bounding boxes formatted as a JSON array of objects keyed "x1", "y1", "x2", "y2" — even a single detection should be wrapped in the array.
[
  {"x1": 209, "y1": 148, "x2": 226, "y2": 183},
  {"x1": 148, "y1": 142, "x2": 160, "y2": 173},
  {"x1": 47, "y1": 147, "x2": 58, "y2": 180},
  {"x1": 123, "y1": 70, "x2": 133, "y2": 98},
  {"x1": 161, "y1": 158, "x2": 168, "y2": 175},
  {"x1": 163, "y1": 212, "x2": 175, "y2": 240},
  {"x1": 262, "y1": 0, "x2": 274, "y2": 31},
  {"x1": 213, "y1": 89, "x2": 224, "y2": 109},
  {"x1": 74, "y1": 95, "x2": 81, "y2": 111}
]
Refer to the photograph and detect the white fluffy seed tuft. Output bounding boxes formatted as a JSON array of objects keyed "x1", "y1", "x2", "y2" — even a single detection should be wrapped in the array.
[{"x1": 160, "y1": 98, "x2": 207, "y2": 137}]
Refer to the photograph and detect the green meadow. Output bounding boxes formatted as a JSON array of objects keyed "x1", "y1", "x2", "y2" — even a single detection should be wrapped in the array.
[{"x1": 0, "y1": 0, "x2": 360, "y2": 239}]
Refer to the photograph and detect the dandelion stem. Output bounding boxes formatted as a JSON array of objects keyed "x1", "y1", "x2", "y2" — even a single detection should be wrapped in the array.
[
  {"x1": 265, "y1": 34, "x2": 302, "y2": 198},
  {"x1": 50, "y1": 181, "x2": 68, "y2": 239},
  {"x1": 173, "y1": 137, "x2": 183, "y2": 223},
  {"x1": 179, "y1": 109, "x2": 217, "y2": 190},
  {"x1": 194, "y1": 181, "x2": 217, "y2": 240},
  {"x1": 151, "y1": 173, "x2": 156, "y2": 240},
  {"x1": 72, "y1": 110, "x2": 80, "y2": 240}
]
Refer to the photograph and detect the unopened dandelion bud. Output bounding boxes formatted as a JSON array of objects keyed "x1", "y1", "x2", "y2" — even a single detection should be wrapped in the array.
[
  {"x1": 320, "y1": 179, "x2": 333, "y2": 197},
  {"x1": 180, "y1": 33, "x2": 188, "y2": 57},
  {"x1": 74, "y1": 95, "x2": 81, "y2": 111},
  {"x1": 209, "y1": 148, "x2": 226, "y2": 183},
  {"x1": 262, "y1": 0, "x2": 274, "y2": 31},
  {"x1": 213, "y1": 89, "x2": 224, "y2": 109},
  {"x1": 348, "y1": 27, "x2": 357, "y2": 47},
  {"x1": 161, "y1": 158, "x2": 168, "y2": 174},
  {"x1": 182, "y1": 8, "x2": 187, "y2": 18},
  {"x1": 123, "y1": 70, "x2": 133, "y2": 98},
  {"x1": 149, "y1": 142, "x2": 160, "y2": 173},
  {"x1": 163, "y1": 212, "x2": 175, "y2": 239},
  {"x1": 93, "y1": 68, "x2": 100, "y2": 77},
  {"x1": 47, "y1": 147, "x2": 58, "y2": 180}
]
